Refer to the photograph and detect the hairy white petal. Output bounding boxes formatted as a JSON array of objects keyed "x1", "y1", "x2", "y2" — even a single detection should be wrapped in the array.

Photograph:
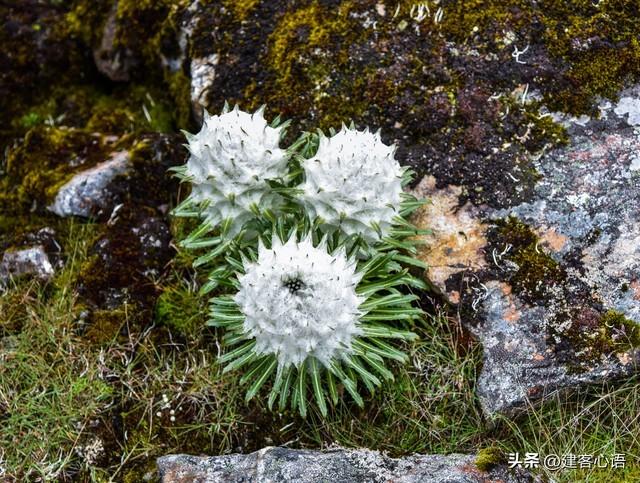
[
  {"x1": 235, "y1": 234, "x2": 365, "y2": 368},
  {"x1": 299, "y1": 126, "x2": 404, "y2": 242},
  {"x1": 182, "y1": 106, "x2": 289, "y2": 235}
]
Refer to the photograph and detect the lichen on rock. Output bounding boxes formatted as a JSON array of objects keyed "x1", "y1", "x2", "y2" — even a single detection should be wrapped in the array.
[{"x1": 412, "y1": 83, "x2": 640, "y2": 415}]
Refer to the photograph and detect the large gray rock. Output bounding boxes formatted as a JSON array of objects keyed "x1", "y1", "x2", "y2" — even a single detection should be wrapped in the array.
[
  {"x1": 157, "y1": 447, "x2": 535, "y2": 483},
  {"x1": 413, "y1": 86, "x2": 640, "y2": 416}
]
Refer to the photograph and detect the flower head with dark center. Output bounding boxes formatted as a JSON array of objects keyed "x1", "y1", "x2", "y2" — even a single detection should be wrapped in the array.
[{"x1": 234, "y1": 233, "x2": 364, "y2": 368}]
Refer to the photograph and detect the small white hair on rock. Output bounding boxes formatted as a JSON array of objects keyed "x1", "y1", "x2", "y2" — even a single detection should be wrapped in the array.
[
  {"x1": 234, "y1": 233, "x2": 365, "y2": 368},
  {"x1": 298, "y1": 125, "x2": 405, "y2": 242}
]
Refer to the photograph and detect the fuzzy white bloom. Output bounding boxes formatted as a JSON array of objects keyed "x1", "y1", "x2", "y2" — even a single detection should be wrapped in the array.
[
  {"x1": 235, "y1": 234, "x2": 365, "y2": 368},
  {"x1": 299, "y1": 126, "x2": 405, "y2": 242},
  {"x1": 183, "y1": 105, "x2": 289, "y2": 236}
]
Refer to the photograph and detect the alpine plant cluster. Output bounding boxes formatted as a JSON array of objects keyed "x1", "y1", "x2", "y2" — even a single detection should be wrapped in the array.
[{"x1": 173, "y1": 104, "x2": 427, "y2": 417}]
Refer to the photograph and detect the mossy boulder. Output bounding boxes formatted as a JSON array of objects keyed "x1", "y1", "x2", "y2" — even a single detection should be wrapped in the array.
[
  {"x1": 175, "y1": 0, "x2": 640, "y2": 209},
  {"x1": 475, "y1": 446, "x2": 505, "y2": 472},
  {"x1": 1, "y1": 126, "x2": 116, "y2": 214},
  {"x1": 413, "y1": 88, "x2": 640, "y2": 416},
  {"x1": 64, "y1": 0, "x2": 194, "y2": 129}
]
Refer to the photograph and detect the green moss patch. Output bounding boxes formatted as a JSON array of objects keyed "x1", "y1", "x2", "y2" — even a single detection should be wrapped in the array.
[
  {"x1": 475, "y1": 445, "x2": 505, "y2": 471},
  {"x1": 432, "y1": 0, "x2": 640, "y2": 114},
  {"x1": 84, "y1": 308, "x2": 128, "y2": 345},
  {"x1": 489, "y1": 216, "x2": 566, "y2": 303},
  {"x1": 223, "y1": 0, "x2": 261, "y2": 21},
  {"x1": 255, "y1": 1, "x2": 361, "y2": 129},
  {"x1": 561, "y1": 309, "x2": 640, "y2": 364},
  {"x1": 155, "y1": 284, "x2": 206, "y2": 337}
]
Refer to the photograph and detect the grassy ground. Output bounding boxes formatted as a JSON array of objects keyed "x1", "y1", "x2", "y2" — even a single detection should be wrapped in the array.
[{"x1": 1, "y1": 218, "x2": 639, "y2": 482}]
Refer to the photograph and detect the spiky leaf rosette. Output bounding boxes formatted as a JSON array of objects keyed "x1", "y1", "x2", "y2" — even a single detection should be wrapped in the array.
[
  {"x1": 209, "y1": 230, "x2": 424, "y2": 417},
  {"x1": 172, "y1": 105, "x2": 290, "y2": 238},
  {"x1": 297, "y1": 126, "x2": 407, "y2": 243},
  {"x1": 182, "y1": 202, "x2": 430, "y2": 298}
]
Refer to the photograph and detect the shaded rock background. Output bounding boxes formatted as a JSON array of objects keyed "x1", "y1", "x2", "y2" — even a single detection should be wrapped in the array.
[
  {"x1": 2, "y1": 0, "x2": 640, "y2": 479},
  {"x1": 157, "y1": 447, "x2": 536, "y2": 483}
]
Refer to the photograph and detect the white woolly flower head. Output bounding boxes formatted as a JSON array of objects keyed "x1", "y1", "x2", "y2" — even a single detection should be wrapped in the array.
[
  {"x1": 234, "y1": 233, "x2": 365, "y2": 368},
  {"x1": 298, "y1": 126, "x2": 405, "y2": 242},
  {"x1": 182, "y1": 105, "x2": 289, "y2": 236}
]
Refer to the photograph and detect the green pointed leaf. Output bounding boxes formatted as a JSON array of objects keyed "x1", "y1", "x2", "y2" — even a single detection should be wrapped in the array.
[
  {"x1": 240, "y1": 356, "x2": 272, "y2": 385},
  {"x1": 359, "y1": 352, "x2": 394, "y2": 382},
  {"x1": 223, "y1": 347, "x2": 258, "y2": 373},
  {"x1": 220, "y1": 217, "x2": 234, "y2": 235},
  {"x1": 278, "y1": 369, "x2": 295, "y2": 411},
  {"x1": 390, "y1": 254, "x2": 428, "y2": 269},
  {"x1": 309, "y1": 358, "x2": 327, "y2": 417},
  {"x1": 210, "y1": 311, "x2": 244, "y2": 323},
  {"x1": 356, "y1": 271, "x2": 410, "y2": 296},
  {"x1": 182, "y1": 221, "x2": 213, "y2": 246},
  {"x1": 406, "y1": 275, "x2": 428, "y2": 290},
  {"x1": 359, "y1": 293, "x2": 419, "y2": 311},
  {"x1": 212, "y1": 296, "x2": 238, "y2": 307},
  {"x1": 361, "y1": 325, "x2": 417, "y2": 340},
  {"x1": 346, "y1": 356, "x2": 381, "y2": 388},
  {"x1": 326, "y1": 368, "x2": 339, "y2": 406},
  {"x1": 389, "y1": 229, "x2": 422, "y2": 237},
  {"x1": 354, "y1": 338, "x2": 408, "y2": 363},
  {"x1": 225, "y1": 255, "x2": 244, "y2": 272},
  {"x1": 245, "y1": 358, "x2": 277, "y2": 402},
  {"x1": 199, "y1": 278, "x2": 220, "y2": 295},
  {"x1": 181, "y1": 237, "x2": 222, "y2": 250},
  {"x1": 380, "y1": 237, "x2": 418, "y2": 253},
  {"x1": 223, "y1": 332, "x2": 249, "y2": 346},
  {"x1": 296, "y1": 363, "x2": 307, "y2": 417},
  {"x1": 352, "y1": 342, "x2": 383, "y2": 362},
  {"x1": 207, "y1": 320, "x2": 242, "y2": 332},
  {"x1": 357, "y1": 252, "x2": 395, "y2": 276},
  {"x1": 391, "y1": 215, "x2": 419, "y2": 229},
  {"x1": 171, "y1": 198, "x2": 198, "y2": 217},
  {"x1": 268, "y1": 366, "x2": 290, "y2": 410},
  {"x1": 360, "y1": 312, "x2": 419, "y2": 322},
  {"x1": 219, "y1": 340, "x2": 256, "y2": 364},
  {"x1": 329, "y1": 362, "x2": 363, "y2": 407},
  {"x1": 193, "y1": 240, "x2": 232, "y2": 267}
]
